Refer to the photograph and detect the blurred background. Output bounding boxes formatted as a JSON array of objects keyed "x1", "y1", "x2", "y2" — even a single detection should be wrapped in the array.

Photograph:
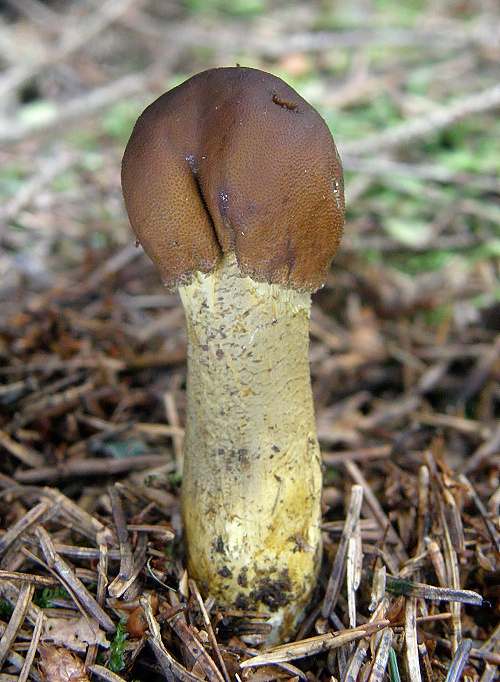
[{"x1": 1, "y1": 0, "x2": 499, "y2": 323}]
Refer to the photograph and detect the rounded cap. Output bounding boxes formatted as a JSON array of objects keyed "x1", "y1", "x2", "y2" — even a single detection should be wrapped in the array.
[{"x1": 121, "y1": 66, "x2": 344, "y2": 292}]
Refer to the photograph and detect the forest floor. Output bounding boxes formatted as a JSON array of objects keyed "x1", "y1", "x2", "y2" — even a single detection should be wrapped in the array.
[{"x1": 0, "y1": 1, "x2": 499, "y2": 680}]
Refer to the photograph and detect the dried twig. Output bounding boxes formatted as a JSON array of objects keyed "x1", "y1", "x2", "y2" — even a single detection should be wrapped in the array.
[
  {"x1": 0, "y1": 72, "x2": 151, "y2": 146},
  {"x1": 88, "y1": 664, "x2": 128, "y2": 682},
  {"x1": 35, "y1": 526, "x2": 115, "y2": 633},
  {"x1": 107, "y1": 485, "x2": 134, "y2": 584},
  {"x1": 85, "y1": 533, "x2": 109, "y2": 670},
  {"x1": 461, "y1": 423, "x2": 500, "y2": 475},
  {"x1": 377, "y1": 569, "x2": 482, "y2": 605},
  {"x1": 342, "y1": 84, "x2": 500, "y2": 156},
  {"x1": 0, "y1": 500, "x2": 51, "y2": 557},
  {"x1": 344, "y1": 597, "x2": 389, "y2": 682},
  {"x1": 14, "y1": 454, "x2": 168, "y2": 483},
  {"x1": 0, "y1": 428, "x2": 45, "y2": 468},
  {"x1": 1, "y1": 150, "x2": 76, "y2": 231},
  {"x1": 165, "y1": 609, "x2": 225, "y2": 682},
  {"x1": 0, "y1": 0, "x2": 143, "y2": 103},
  {"x1": 0, "y1": 570, "x2": 57, "y2": 586}
]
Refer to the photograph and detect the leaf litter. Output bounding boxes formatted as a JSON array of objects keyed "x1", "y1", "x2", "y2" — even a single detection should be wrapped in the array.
[{"x1": 0, "y1": 0, "x2": 499, "y2": 680}]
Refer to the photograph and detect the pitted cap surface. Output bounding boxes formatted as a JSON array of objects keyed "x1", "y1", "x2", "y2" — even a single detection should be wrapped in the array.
[{"x1": 121, "y1": 66, "x2": 344, "y2": 292}]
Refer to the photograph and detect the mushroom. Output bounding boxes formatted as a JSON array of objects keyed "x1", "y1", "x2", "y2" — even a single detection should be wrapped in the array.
[{"x1": 121, "y1": 66, "x2": 344, "y2": 642}]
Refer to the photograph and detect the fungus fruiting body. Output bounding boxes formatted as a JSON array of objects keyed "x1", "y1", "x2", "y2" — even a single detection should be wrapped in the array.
[{"x1": 121, "y1": 66, "x2": 344, "y2": 642}]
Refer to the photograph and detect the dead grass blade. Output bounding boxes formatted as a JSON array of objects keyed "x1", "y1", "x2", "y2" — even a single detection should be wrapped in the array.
[
  {"x1": 444, "y1": 639, "x2": 472, "y2": 682},
  {"x1": 344, "y1": 598, "x2": 389, "y2": 682},
  {"x1": 0, "y1": 500, "x2": 51, "y2": 557},
  {"x1": 165, "y1": 609, "x2": 226, "y2": 682},
  {"x1": 0, "y1": 582, "x2": 34, "y2": 668},
  {"x1": 459, "y1": 474, "x2": 500, "y2": 554},
  {"x1": 140, "y1": 596, "x2": 204, "y2": 682},
  {"x1": 405, "y1": 597, "x2": 422, "y2": 682},
  {"x1": 240, "y1": 621, "x2": 390, "y2": 668},
  {"x1": 322, "y1": 484, "x2": 363, "y2": 618},
  {"x1": 87, "y1": 664, "x2": 127, "y2": 682},
  {"x1": 343, "y1": 84, "x2": 500, "y2": 156},
  {"x1": 382, "y1": 572, "x2": 482, "y2": 605},
  {"x1": 18, "y1": 610, "x2": 43, "y2": 682},
  {"x1": 344, "y1": 460, "x2": 408, "y2": 567},
  {"x1": 190, "y1": 580, "x2": 231, "y2": 682},
  {"x1": 85, "y1": 532, "x2": 109, "y2": 670},
  {"x1": 368, "y1": 627, "x2": 393, "y2": 681},
  {"x1": 107, "y1": 484, "x2": 133, "y2": 594}
]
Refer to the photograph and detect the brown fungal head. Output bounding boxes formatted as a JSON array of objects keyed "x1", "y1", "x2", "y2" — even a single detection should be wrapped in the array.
[{"x1": 121, "y1": 66, "x2": 344, "y2": 291}]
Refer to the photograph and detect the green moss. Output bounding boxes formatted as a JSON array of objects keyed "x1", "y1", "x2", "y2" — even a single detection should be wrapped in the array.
[
  {"x1": 34, "y1": 586, "x2": 70, "y2": 608},
  {"x1": 109, "y1": 618, "x2": 128, "y2": 672},
  {"x1": 0, "y1": 600, "x2": 14, "y2": 618}
]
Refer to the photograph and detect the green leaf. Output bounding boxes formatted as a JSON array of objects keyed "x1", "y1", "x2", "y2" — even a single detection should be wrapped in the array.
[{"x1": 389, "y1": 647, "x2": 402, "y2": 682}]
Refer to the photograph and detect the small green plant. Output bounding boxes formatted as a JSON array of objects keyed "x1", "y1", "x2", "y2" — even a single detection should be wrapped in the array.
[
  {"x1": 34, "y1": 586, "x2": 70, "y2": 608},
  {"x1": 108, "y1": 618, "x2": 128, "y2": 672},
  {"x1": 0, "y1": 600, "x2": 14, "y2": 618},
  {"x1": 389, "y1": 647, "x2": 402, "y2": 682},
  {"x1": 184, "y1": 0, "x2": 264, "y2": 17},
  {"x1": 168, "y1": 472, "x2": 182, "y2": 487}
]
